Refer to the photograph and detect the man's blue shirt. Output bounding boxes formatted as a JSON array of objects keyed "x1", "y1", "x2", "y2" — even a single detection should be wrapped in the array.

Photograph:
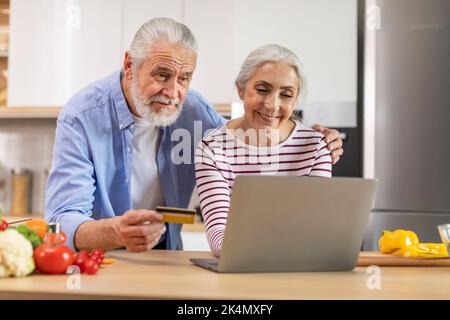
[{"x1": 45, "y1": 71, "x2": 225, "y2": 250}]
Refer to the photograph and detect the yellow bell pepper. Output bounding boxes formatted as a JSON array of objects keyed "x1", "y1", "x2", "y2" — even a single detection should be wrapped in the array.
[
  {"x1": 378, "y1": 229, "x2": 449, "y2": 258},
  {"x1": 416, "y1": 243, "x2": 448, "y2": 258},
  {"x1": 379, "y1": 229, "x2": 419, "y2": 254},
  {"x1": 392, "y1": 243, "x2": 448, "y2": 258}
]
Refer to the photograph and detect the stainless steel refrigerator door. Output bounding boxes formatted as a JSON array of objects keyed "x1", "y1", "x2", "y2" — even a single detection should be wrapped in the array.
[{"x1": 374, "y1": 0, "x2": 450, "y2": 212}]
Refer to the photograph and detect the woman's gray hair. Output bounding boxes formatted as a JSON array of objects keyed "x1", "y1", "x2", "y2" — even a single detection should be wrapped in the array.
[
  {"x1": 235, "y1": 44, "x2": 308, "y2": 103},
  {"x1": 128, "y1": 17, "x2": 197, "y2": 71}
]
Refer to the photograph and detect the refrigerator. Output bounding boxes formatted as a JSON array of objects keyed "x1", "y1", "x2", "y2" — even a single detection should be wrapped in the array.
[{"x1": 362, "y1": 0, "x2": 450, "y2": 249}]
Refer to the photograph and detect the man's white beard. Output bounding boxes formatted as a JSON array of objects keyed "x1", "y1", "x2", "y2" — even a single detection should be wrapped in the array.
[{"x1": 130, "y1": 77, "x2": 183, "y2": 127}]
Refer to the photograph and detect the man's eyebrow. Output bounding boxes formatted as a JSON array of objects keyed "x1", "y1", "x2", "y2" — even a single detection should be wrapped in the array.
[{"x1": 151, "y1": 66, "x2": 174, "y2": 73}]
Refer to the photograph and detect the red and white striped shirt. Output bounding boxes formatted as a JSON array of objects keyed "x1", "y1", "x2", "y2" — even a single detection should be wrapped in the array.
[{"x1": 195, "y1": 121, "x2": 332, "y2": 256}]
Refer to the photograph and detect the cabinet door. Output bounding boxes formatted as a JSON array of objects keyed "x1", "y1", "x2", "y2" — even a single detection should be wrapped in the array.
[
  {"x1": 233, "y1": 0, "x2": 357, "y2": 128},
  {"x1": 232, "y1": 0, "x2": 357, "y2": 104},
  {"x1": 122, "y1": 0, "x2": 183, "y2": 53},
  {"x1": 8, "y1": 0, "x2": 122, "y2": 107},
  {"x1": 184, "y1": 0, "x2": 236, "y2": 104},
  {"x1": 184, "y1": 0, "x2": 357, "y2": 108}
]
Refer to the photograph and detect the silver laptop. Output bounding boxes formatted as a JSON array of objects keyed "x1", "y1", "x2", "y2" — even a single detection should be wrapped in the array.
[{"x1": 190, "y1": 176, "x2": 378, "y2": 273}]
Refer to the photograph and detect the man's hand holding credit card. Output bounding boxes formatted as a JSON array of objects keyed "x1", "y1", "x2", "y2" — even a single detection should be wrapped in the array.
[{"x1": 111, "y1": 209, "x2": 166, "y2": 252}]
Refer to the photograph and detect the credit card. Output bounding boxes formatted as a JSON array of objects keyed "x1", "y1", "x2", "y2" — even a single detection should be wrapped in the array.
[{"x1": 156, "y1": 206, "x2": 196, "y2": 224}]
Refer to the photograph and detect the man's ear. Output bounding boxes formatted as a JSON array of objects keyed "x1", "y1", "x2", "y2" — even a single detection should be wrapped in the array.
[{"x1": 123, "y1": 51, "x2": 134, "y2": 80}]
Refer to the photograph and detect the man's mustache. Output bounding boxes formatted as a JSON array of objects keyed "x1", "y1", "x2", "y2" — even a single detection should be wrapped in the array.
[{"x1": 144, "y1": 95, "x2": 180, "y2": 108}]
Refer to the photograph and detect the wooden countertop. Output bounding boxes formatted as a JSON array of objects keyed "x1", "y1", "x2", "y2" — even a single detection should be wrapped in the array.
[{"x1": 1, "y1": 249, "x2": 450, "y2": 299}]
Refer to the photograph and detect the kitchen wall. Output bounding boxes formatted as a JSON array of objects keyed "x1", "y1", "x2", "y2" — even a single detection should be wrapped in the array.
[{"x1": 0, "y1": 119, "x2": 55, "y2": 215}]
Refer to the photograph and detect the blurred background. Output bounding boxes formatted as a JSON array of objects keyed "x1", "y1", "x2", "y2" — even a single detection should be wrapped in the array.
[{"x1": 0, "y1": 0, "x2": 448, "y2": 250}]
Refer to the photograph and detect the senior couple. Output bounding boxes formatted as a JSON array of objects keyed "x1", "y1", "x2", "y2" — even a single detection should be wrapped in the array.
[{"x1": 45, "y1": 18, "x2": 342, "y2": 256}]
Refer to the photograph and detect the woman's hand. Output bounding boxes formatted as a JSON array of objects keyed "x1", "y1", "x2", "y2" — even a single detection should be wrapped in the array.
[{"x1": 311, "y1": 124, "x2": 344, "y2": 165}]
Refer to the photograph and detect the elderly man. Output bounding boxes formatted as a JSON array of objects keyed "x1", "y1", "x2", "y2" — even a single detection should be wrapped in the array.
[{"x1": 45, "y1": 18, "x2": 343, "y2": 252}]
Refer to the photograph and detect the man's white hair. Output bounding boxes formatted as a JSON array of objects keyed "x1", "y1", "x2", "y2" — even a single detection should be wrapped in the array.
[{"x1": 128, "y1": 17, "x2": 197, "y2": 71}]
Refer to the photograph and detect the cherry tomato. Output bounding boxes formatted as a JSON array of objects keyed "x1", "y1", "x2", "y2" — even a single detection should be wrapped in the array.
[
  {"x1": 90, "y1": 249, "x2": 104, "y2": 260},
  {"x1": 90, "y1": 255, "x2": 103, "y2": 264},
  {"x1": 73, "y1": 251, "x2": 90, "y2": 273},
  {"x1": 0, "y1": 219, "x2": 8, "y2": 231},
  {"x1": 83, "y1": 259, "x2": 100, "y2": 275},
  {"x1": 33, "y1": 244, "x2": 74, "y2": 274},
  {"x1": 89, "y1": 249, "x2": 105, "y2": 264}
]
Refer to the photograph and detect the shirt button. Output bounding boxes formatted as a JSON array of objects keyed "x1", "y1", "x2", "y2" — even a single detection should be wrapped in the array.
[
  {"x1": 127, "y1": 147, "x2": 132, "y2": 153},
  {"x1": 119, "y1": 124, "x2": 124, "y2": 129},
  {"x1": 125, "y1": 179, "x2": 128, "y2": 183}
]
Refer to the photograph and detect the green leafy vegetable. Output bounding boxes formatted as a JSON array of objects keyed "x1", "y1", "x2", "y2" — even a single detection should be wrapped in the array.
[{"x1": 11, "y1": 225, "x2": 43, "y2": 249}]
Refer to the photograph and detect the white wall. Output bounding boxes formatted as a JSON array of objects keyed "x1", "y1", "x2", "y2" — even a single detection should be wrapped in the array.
[{"x1": 0, "y1": 119, "x2": 55, "y2": 214}]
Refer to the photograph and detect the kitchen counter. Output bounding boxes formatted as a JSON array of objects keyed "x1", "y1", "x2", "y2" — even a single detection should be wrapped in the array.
[{"x1": 0, "y1": 249, "x2": 450, "y2": 299}]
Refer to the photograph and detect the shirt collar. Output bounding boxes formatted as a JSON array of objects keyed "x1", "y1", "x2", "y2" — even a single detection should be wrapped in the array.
[
  {"x1": 131, "y1": 112, "x2": 157, "y2": 128},
  {"x1": 110, "y1": 70, "x2": 134, "y2": 131}
]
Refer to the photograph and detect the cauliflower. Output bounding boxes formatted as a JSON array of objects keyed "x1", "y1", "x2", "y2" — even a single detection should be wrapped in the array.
[{"x1": 0, "y1": 229, "x2": 35, "y2": 277}]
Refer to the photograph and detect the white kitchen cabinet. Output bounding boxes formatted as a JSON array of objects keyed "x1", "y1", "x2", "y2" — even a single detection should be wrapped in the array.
[
  {"x1": 8, "y1": 0, "x2": 184, "y2": 107},
  {"x1": 233, "y1": 0, "x2": 357, "y2": 104},
  {"x1": 184, "y1": 0, "x2": 357, "y2": 113},
  {"x1": 234, "y1": 0, "x2": 357, "y2": 126},
  {"x1": 184, "y1": 0, "x2": 237, "y2": 104},
  {"x1": 8, "y1": 0, "x2": 357, "y2": 110},
  {"x1": 122, "y1": 0, "x2": 183, "y2": 52},
  {"x1": 8, "y1": 0, "x2": 122, "y2": 107}
]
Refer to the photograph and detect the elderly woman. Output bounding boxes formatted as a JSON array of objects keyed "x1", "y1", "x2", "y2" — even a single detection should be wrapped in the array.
[{"x1": 195, "y1": 44, "x2": 332, "y2": 256}]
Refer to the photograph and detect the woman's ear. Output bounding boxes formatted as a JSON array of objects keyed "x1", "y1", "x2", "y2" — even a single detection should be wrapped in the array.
[{"x1": 236, "y1": 83, "x2": 245, "y2": 100}]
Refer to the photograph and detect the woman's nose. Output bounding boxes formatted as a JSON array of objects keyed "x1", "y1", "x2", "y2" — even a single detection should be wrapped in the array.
[{"x1": 264, "y1": 94, "x2": 280, "y2": 112}]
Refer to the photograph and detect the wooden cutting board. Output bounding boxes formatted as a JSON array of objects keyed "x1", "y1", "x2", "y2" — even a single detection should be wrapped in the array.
[{"x1": 357, "y1": 251, "x2": 450, "y2": 267}]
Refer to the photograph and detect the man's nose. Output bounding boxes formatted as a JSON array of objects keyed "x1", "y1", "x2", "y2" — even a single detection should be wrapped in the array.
[{"x1": 162, "y1": 78, "x2": 179, "y2": 101}]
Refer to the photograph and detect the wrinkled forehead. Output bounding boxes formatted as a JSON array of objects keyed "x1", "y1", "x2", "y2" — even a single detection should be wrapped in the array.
[
  {"x1": 251, "y1": 62, "x2": 300, "y2": 88},
  {"x1": 143, "y1": 41, "x2": 197, "y2": 72}
]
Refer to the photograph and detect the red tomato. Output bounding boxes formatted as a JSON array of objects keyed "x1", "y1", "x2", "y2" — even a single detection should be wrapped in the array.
[
  {"x1": 75, "y1": 250, "x2": 90, "y2": 261},
  {"x1": 33, "y1": 244, "x2": 74, "y2": 274},
  {"x1": 45, "y1": 232, "x2": 67, "y2": 245},
  {"x1": 83, "y1": 259, "x2": 100, "y2": 275},
  {"x1": 0, "y1": 220, "x2": 8, "y2": 231},
  {"x1": 73, "y1": 251, "x2": 90, "y2": 273}
]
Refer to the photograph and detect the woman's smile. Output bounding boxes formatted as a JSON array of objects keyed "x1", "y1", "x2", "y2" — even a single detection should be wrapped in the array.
[{"x1": 255, "y1": 111, "x2": 280, "y2": 123}]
